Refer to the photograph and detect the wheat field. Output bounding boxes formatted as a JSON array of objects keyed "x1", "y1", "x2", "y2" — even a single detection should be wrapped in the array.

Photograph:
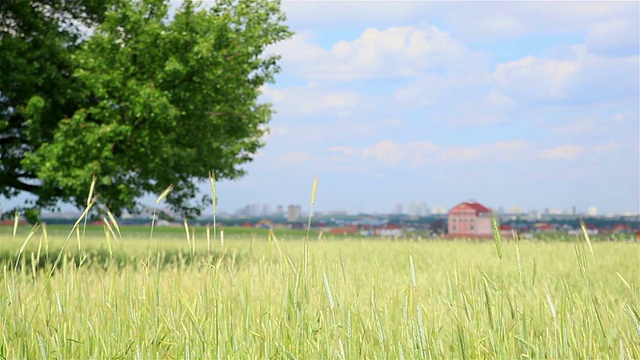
[{"x1": 0, "y1": 224, "x2": 638, "y2": 359}]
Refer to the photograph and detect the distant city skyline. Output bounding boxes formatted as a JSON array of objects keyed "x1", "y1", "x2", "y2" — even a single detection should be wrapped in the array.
[
  {"x1": 2, "y1": 192, "x2": 638, "y2": 218},
  {"x1": 218, "y1": 202, "x2": 629, "y2": 217},
  {"x1": 0, "y1": 199, "x2": 640, "y2": 220}
]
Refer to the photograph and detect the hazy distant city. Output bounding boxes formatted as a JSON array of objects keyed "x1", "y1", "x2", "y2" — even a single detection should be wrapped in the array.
[
  {"x1": 222, "y1": 202, "x2": 636, "y2": 220},
  {"x1": 6, "y1": 201, "x2": 634, "y2": 223},
  {"x1": 2, "y1": 199, "x2": 633, "y2": 241}
]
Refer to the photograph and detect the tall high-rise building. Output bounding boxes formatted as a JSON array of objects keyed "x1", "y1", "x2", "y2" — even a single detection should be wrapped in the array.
[
  {"x1": 431, "y1": 205, "x2": 447, "y2": 215},
  {"x1": 287, "y1": 205, "x2": 302, "y2": 222},
  {"x1": 408, "y1": 202, "x2": 418, "y2": 218},
  {"x1": 417, "y1": 202, "x2": 430, "y2": 217},
  {"x1": 528, "y1": 211, "x2": 541, "y2": 221},
  {"x1": 395, "y1": 203, "x2": 403, "y2": 215}
]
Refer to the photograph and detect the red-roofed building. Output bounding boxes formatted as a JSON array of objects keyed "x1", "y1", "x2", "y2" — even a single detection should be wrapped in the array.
[
  {"x1": 330, "y1": 225, "x2": 358, "y2": 235},
  {"x1": 612, "y1": 224, "x2": 630, "y2": 233},
  {"x1": 532, "y1": 222, "x2": 555, "y2": 232},
  {"x1": 448, "y1": 201, "x2": 493, "y2": 238},
  {"x1": 499, "y1": 224, "x2": 514, "y2": 237}
]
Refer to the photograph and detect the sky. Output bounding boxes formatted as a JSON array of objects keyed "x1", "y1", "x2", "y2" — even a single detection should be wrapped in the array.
[
  {"x1": 2, "y1": 1, "x2": 639, "y2": 216},
  {"x1": 213, "y1": 1, "x2": 639, "y2": 215}
]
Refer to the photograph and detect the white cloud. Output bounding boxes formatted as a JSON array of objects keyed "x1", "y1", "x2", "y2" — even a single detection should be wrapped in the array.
[
  {"x1": 265, "y1": 114, "x2": 407, "y2": 147},
  {"x1": 494, "y1": 46, "x2": 639, "y2": 104},
  {"x1": 271, "y1": 138, "x2": 612, "y2": 172},
  {"x1": 272, "y1": 25, "x2": 475, "y2": 81},
  {"x1": 440, "y1": 146, "x2": 480, "y2": 162},
  {"x1": 487, "y1": 92, "x2": 516, "y2": 109},
  {"x1": 323, "y1": 92, "x2": 359, "y2": 110},
  {"x1": 261, "y1": 84, "x2": 367, "y2": 118},
  {"x1": 282, "y1": 2, "x2": 436, "y2": 31},
  {"x1": 562, "y1": 47, "x2": 639, "y2": 103},
  {"x1": 537, "y1": 145, "x2": 584, "y2": 160},
  {"x1": 614, "y1": 111, "x2": 638, "y2": 124},
  {"x1": 593, "y1": 141, "x2": 619, "y2": 153},
  {"x1": 393, "y1": 66, "x2": 489, "y2": 107},
  {"x1": 586, "y1": 19, "x2": 639, "y2": 57},
  {"x1": 437, "y1": 140, "x2": 533, "y2": 163},
  {"x1": 407, "y1": 141, "x2": 440, "y2": 166},
  {"x1": 550, "y1": 121, "x2": 596, "y2": 135},
  {"x1": 268, "y1": 32, "x2": 325, "y2": 66},
  {"x1": 439, "y1": 2, "x2": 638, "y2": 41},
  {"x1": 276, "y1": 139, "x2": 537, "y2": 170},
  {"x1": 541, "y1": 111, "x2": 638, "y2": 156},
  {"x1": 494, "y1": 56, "x2": 581, "y2": 101},
  {"x1": 259, "y1": 85, "x2": 283, "y2": 102},
  {"x1": 327, "y1": 146, "x2": 359, "y2": 158},
  {"x1": 276, "y1": 151, "x2": 311, "y2": 167},
  {"x1": 362, "y1": 140, "x2": 404, "y2": 164},
  {"x1": 354, "y1": 140, "x2": 586, "y2": 165},
  {"x1": 281, "y1": 2, "x2": 638, "y2": 43}
]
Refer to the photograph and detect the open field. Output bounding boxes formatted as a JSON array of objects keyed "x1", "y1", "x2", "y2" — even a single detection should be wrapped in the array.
[{"x1": 0, "y1": 225, "x2": 638, "y2": 359}]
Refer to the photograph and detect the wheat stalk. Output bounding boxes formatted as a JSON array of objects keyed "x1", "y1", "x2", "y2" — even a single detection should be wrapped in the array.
[{"x1": 150, "y1": 184, "x2": 173, "y2": 241}]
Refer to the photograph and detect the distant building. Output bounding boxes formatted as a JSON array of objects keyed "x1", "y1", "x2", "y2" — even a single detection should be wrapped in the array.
[
  {"x1": 448, "y1": 201, "x2": 492, "y2": 238},
  {"x1": 532, "y1": 222, "x2": 555, "y2": 232},
  {"x1": 375, "y1": 224, "x2": 403, "y2": 237},
  {"x1": 417, "y1": 202, "x2": 430, "y2": 217},
  {"x1": 431, "y1": 205, "x2": 447, "y2": 215},
  {"x1": 408, "y1": 202, "x2": 418, "y2": 218},
  {"x1": 499, "y1": 224, "x2": 514, "y2": 237},
  {"x1": 287, "y1": 205, "x2": 302, "y2": 222},
  {"x1": 250, "y1": 203, "x2": 261, "y2": 217},
  {"x1": 395, "y1": 203, "x2": 403, "y2": 215},
  {"x1": 527, "y1": 211, "x2": 541, "y2": 221},
  {"x1": 611, "y1": 224, "x2": 630, "y2": 233},
  {"x1": 545, "y1": 208, "x2": 555, "y2": 215},
  {"x1": 330, "y1": 225, "x2": 358, "y2": 235}
]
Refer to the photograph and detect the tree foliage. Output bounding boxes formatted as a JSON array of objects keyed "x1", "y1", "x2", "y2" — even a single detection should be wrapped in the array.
[{"x1": 0, "y1": 0, "x2": 291, "y2": 217}]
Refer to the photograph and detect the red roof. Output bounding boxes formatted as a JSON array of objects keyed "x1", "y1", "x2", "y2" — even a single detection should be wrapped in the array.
[
  {"x1": 450, "y1": 202, "x2": 491, "y2": 216},
  {"x1": 465, "y1": 202, "x2": 491, "y2": 213}
]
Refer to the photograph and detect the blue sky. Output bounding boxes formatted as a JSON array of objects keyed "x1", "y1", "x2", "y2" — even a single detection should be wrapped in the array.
[
  {"x1": 214, "y1": 1, "x2": 639, "y2": 215},
  {"x1": 2, "y1": 1, "x2": 639, "y2": 216}
]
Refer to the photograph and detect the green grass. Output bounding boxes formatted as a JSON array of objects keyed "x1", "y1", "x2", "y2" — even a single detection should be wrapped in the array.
[
  {"x1": 0, "y1": 225, "x2": 638, "y2": 359},
  {"x1": 0, "y1": 224, "x2": 318, "y2": 240}
]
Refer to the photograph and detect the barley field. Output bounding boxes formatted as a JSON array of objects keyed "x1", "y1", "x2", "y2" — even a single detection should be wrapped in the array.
[{"x1": 0, "y1": 224, "x2": 638, "y2": 359}]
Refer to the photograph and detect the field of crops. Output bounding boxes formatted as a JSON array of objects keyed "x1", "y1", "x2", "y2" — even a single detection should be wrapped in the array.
[{"x1": 0, "y1": 224, "x2": 638, "y2": 359}]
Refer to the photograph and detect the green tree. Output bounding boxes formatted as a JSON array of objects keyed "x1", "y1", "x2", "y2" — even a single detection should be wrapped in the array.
[
  {"x1": 1, "y1": 0, "x2": 291, "y2": 217},
  {"x1": 1, "y1": 0, "x2": 114, "y2": 208}
]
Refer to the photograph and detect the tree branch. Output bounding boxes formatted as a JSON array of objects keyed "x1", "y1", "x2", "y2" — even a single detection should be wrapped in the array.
[{"x1": 3, "y1": 177, "x2": 41, "y2": 194}]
